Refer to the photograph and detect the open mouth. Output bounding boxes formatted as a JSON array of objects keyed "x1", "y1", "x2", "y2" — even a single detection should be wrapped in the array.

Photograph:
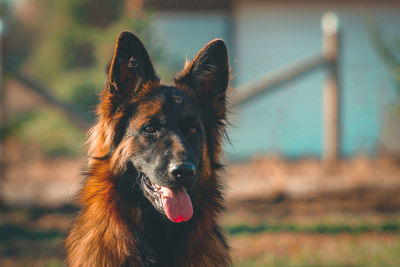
[{"x1": 142, "y1": 176, "x2": 193, "y2": 223}]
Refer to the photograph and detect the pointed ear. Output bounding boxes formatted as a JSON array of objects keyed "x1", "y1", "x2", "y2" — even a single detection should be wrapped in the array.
[
  {"x1": 175, "y1": 39, "x2": 229, "y2": 102},
  {"x1": 108, "y1": 31, "x2": 158, "y2": 98}
]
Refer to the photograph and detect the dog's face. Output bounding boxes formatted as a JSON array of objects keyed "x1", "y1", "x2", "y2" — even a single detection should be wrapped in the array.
[
  {"x1": 98, "y1": 32, "x2": 228, "y2": 223},
  {"x1": 127, "y1": 86, "x2": 205, "y2": 222}
]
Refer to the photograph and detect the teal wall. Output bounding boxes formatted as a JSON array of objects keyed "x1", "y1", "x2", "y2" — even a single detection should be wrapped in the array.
[{"x1": 151, "y1": 5, "x2": 400, "y2": 159}]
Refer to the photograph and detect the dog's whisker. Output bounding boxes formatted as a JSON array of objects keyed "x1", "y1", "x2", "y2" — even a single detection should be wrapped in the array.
[{"x1": 130, "y1": 173, "x2": 142, "y2": 188}]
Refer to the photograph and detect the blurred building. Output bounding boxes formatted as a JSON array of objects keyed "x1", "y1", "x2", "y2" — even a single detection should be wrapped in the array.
[
  {"x1": 11, "y1": 0, "x2": 399, "y2": 160},
  {"x1": 137, "y1": 0, "x2": 400, "y2": 159}
]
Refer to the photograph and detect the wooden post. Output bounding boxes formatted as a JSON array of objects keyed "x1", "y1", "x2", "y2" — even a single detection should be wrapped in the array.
[{"x1": 322, "y1": 12, "x2": 340, "y2": 164}]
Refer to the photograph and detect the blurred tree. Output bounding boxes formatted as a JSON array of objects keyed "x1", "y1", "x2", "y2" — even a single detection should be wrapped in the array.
[
  {"x1": 64, "y1": 0, "x2": 124, "y2": 29},
  {"x1": 4, "y1": 0, "x2": 167, "y2": 157},
  {"x1": 0, "y1": 0, "x2": 37, "y2": 74},
  {"x1": 369, "y1": 22, "x2": 400, "y2": 97},
  {"x1": 369, "y1": 21, "x2": 400, "y2": 154},
  {"x1": 26, "y1": 0, "x2": 166, "y2": 104}
]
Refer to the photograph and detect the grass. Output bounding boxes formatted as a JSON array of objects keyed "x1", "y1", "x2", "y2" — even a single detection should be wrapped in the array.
[
  {"x1": 1, "y1": 207, "x2": 400, "y2": 266},
  {"x1": 226, "y1": 216, "x2": 400, "y2": 267},
  {"x1": 226, "y1": 221, "x2": 400, "y2": 235},
  {"x1": 233, "y1": 236, "x2": 400, "y2": 267},
  {"x1": 0, "y1": 224, "x2": 64, "y2": 242}
]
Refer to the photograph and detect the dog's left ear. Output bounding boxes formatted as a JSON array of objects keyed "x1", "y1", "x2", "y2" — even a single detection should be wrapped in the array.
[{"x1": 175, "y1": 39, "x2": 229, "y2": 117}]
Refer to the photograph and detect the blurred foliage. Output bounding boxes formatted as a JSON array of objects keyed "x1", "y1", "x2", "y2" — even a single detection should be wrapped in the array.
[
  {"x1": 5, "y1": 110, "x2": 84, "y2": 157},
  {"x1": 26, "y1": 0, "x2": 165, "y2": 106},
  {"x1": 0, "y1": 0, "x2": 38, "y2": 73},
  {"x1": 2, "y1": 0, "x2": 169, "y2": 157},
  {"x1": 369, "y1": 20, "x2": 400, "y2": 98}
]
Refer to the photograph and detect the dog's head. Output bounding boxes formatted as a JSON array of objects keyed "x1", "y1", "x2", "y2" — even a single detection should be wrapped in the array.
[{"x1": 91, "y1": 31, "x2": 229, "y2": 223}]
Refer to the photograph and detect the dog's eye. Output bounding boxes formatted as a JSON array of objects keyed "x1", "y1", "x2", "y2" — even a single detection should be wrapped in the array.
[
  {"x1": 187, "y1": 127, "x2": 198, "y2": 135},
  {"x1": 143, "y1": 125, "x2": 156, "y2": 134}
]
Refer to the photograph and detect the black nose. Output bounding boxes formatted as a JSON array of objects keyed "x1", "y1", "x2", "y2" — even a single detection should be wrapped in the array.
[{"x1": 169, "y1": 162, "x2": 196, "y2": 180}]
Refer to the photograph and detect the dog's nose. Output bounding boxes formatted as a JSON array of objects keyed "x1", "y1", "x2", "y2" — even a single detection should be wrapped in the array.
[{"x1": 169, "y1": 162, "x2": 196, "y2": 180}]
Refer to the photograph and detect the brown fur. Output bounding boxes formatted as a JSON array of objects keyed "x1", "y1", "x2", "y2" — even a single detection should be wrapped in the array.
[{"x1": 65, "y1": 31, "x2": 231, "y2": 266}]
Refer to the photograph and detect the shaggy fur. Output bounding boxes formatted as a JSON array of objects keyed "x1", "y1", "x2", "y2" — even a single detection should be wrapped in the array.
[{"x1": 65, "y1": 31, "x2": 231, "y2": 267}]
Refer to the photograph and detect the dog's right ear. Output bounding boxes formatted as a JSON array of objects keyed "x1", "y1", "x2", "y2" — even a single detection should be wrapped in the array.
[{"x1": 107, "y1": 31, "x2": 158, "y2": 98}]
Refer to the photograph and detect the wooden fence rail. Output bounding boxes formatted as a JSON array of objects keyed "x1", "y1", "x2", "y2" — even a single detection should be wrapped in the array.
[
  {"x1": 228, "y1": 12, "x2": 340, "y2": 163},
  {"x1": 14, "y1": 72, "x2": 91, "y2": 130},
  {"x1": 228, "y1": 52, "x2": 326, "y2": 108}
]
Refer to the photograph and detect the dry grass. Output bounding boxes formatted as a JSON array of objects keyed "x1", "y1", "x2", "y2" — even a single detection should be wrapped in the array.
[{"x1": 1, "y1": 155, "x2": 400, "y2": 266}]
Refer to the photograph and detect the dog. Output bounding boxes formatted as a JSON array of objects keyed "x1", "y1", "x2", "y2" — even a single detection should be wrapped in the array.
[{"x1": 65, "y1": 31, "x2": 231, "y2": 266}]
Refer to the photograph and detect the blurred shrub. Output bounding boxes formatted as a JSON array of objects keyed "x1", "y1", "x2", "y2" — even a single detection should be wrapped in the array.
[
  {"x1": 369, "y1": 21, "x2": 400, "y2": 154},
  {"x1": 6, "y1": 0, "x2": 168, "y2": 157},
  {"x1": 369, "y1": 21, "x2": 400, "y2": 98},
  {"x1": 6, "y1": 109, "x2": 84, "y2": 157},
  {"x1": 26, "y1": 0, "x2": 168, "y2": 110},
  {"x1": 0, "y1": 0, "x2": 38, "y2": 73},
  {"x1": 64, "y1": 0, "x2": 124, "y2": 29},
  {"x1": 19, "y1": 110, "x2": 84, "y2": 157}
]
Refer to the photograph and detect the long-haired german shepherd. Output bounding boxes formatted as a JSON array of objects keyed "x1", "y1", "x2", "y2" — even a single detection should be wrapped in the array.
[{"x1": 65, "y1": 31, "x2": 231, "y2": 266}]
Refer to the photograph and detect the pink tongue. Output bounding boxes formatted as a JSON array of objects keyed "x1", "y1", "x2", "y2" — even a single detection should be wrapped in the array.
[{"x1": 161, "y1": 186, "x2": 193, "y2": 223}]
